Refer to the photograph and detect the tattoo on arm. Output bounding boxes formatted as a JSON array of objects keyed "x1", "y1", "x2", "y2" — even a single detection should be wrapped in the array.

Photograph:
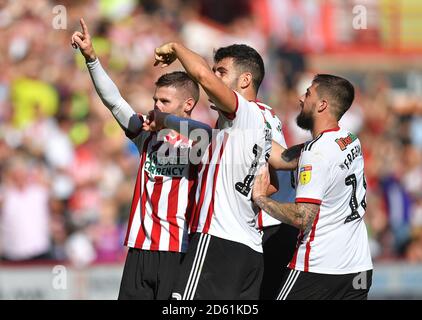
[
  {"x1": 254, "y1": 197, "x2": 319, "y2": 231},
  {"x1": 281, "y1": 143, "x2": 304, "y2": 163}
]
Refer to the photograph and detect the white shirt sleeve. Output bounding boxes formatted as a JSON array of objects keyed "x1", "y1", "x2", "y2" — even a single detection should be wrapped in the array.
[
  {"x1": 295, "y1": 146, "x2": 330, "y2": 204},
  {"x1": 86, "y1": 58, "x2": 143, "y2": 138}
]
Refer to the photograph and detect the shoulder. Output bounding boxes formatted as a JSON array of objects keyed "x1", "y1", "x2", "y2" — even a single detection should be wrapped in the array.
[
  {"x1": 303, "y1": 127, "x2": 361, "y2": 158},
  {"x1": 131, "y1": 131, "x2": 152, "y2": 149},
  {"x1": 231, "y1": 91, "x2": 266, "y2": 123},
  {"x1": 255, "y1": 102, "x2": 277, "y2": 118}
]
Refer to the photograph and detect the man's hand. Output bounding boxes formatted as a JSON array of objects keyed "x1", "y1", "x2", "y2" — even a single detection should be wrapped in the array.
[
  {"x1": 154, "y1": 43, "x2": 177, "y2": 68},
  {"x1": 71, "y1": 18, "x2": 97, "y2": 62},
  {"x1": 252, "y1": 165, "x2": 270, "y2": 202},
  {"x1": 142, "y1": 110, "x2": 169, "y2": 132}
]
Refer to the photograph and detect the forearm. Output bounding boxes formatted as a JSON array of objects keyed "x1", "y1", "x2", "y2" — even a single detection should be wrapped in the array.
[
  {"x1": 269, "y1": 142, "x2": 302, "y2": 170},
  {"x1": 171, "y1": 43, "x2": 212, "y2": 85},
  {"x1": 254, "y1": 196, "x2": 315, "y2": 231},
  {"x1": 86, "y1": 59, "x2": 142, "y2": 135},
  {"x1": 164, "y1": 114, "x2": 212, "y2": 138},
  {"x1": 171, "y1": 43, "x2": 236, "y2": 113}
]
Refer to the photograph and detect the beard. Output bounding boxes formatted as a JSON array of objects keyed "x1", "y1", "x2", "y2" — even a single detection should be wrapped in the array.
[{"x1": 296, "y1": 109, "x2": 314, "y2": 131}]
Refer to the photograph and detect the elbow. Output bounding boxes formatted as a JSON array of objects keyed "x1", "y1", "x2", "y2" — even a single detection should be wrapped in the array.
[
  {"x1": 268, "y1": 157, "x2": 282, "y2": 171},
  {"x1": 193, "y1": 64, "x2": 214, "y2": 87}
]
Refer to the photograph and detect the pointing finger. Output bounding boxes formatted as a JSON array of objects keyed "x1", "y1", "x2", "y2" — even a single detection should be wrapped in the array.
[{"x1": 80, "y1": 18, "x2": 89, "y2": 35}]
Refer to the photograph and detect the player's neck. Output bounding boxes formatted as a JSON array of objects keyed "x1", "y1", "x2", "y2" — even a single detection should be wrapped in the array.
[
  {"x1": 312, "y1": 120, "x2": 339, "y2": 138},
  {"x1": 237, "y1": 87, "x2": 256, "y2": 102}
]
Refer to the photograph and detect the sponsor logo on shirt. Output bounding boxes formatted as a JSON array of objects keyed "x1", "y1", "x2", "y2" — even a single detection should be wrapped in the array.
[
  {"x1": 335, "y1": 133, "x2": 357, "y2": 151},
  {"x1": 299, "y1": 165, "x2": 312, "y2": 185},
  {"x1": 144, "y1": 145, "x2": 188, "y2": 177}
]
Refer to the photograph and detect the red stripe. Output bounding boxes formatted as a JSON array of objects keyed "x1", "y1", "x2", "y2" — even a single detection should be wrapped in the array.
[
  {"x1": 124, "y1": 164, "x2": 142, "y2": 246},
  {"x1": 304, "y1": 209, "x2": 320, "y2": 272},
  {"x1": 150, "y1": 176, "x2": 164, "y2": 250},
  {"x1": 320, "y1": 126, "x2": 340, "y2": 134},
  {"x1": 134, "y1": 135, "x2": 153, "y2": 248},
  {"x1": 190, "y1": 141, "x2": 214, "y2": 233},
  {"x1": 257, "y1": 210, "x2": 263, "y2": 231},
  {"x1": 202, "y1": 133, "x2": 228, "y2": 233},
  {"x1": 186, "y1": 165, "x2": 199, "y2": 231},
  {"x1": 295, "y1": 198, "x2": 322, "y2": 205},
  {"x1": 134, "y1": 171, "x2": 149, "y2": 247},
  {"x1": 167, "y1": 177, "x2": 181, "y2": 252},
  {"x1": 124, "y1": 134, "x2": 152, "y2": 246},
  {"x1": 288, "y1": 231, "x2": 304, "y2": 269}
]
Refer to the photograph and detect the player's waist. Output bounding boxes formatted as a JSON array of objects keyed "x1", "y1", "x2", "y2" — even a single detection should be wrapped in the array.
[{"x1": 191, "y1": 228, "x2": 263, "y2": 253}]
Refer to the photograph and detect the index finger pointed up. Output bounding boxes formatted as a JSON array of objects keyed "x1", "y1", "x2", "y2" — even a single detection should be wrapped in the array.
[{"x1": 80, "y1": 18, "x2": 89, "y2": 35}]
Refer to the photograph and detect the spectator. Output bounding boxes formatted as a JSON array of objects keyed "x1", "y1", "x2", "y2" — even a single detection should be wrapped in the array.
[{"x1": 0, "y1": 155, "x2": 52, "y2": 261}]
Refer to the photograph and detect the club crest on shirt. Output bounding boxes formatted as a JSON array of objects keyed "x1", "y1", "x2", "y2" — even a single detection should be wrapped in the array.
[{"x1": 299, "y1": 165, "x2": 312, "y2": 185}]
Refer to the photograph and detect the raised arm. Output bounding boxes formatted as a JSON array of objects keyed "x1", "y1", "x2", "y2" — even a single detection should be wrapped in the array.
[
  {"x1": 71, "y1": 18, "x2": 143, "y2": 137},
  {"x1": 154, "y1": 42, "x2": 237, "y2": 114}
]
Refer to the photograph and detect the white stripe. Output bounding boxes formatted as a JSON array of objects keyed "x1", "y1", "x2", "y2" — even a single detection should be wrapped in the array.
[
  {"x1": 127, "y1": 199, "x2": 141, "y2": 246},
  {"x1": 141, "y1": 179, "x2": 154, "y2": 249},
  {"x1": 187, "y1": 234, "x2": 211, "y2": 300},
  {"x1": 157, "y1": 179, "x2": 171, "y2": 251},
  {"x1": 178, "y1": 177, "x2": 189, "y2": 252},
  {"x1": 182, "y1": 234, "x2": 207, "y2": 299},
  {"x1": 127, "y1": 167, "x2": 145, "y2": 247},
  {"x1": 280, "y1": 270, "x2": 300, "y2": 300},
  {"x1": 276, "y1": 269, "x2": 296, "y2": 300},
  {"x1": 196, "y1": 142, "x2": 222, "y2": 233}
]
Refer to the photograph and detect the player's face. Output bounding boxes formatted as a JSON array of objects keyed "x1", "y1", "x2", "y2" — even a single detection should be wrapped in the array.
[
  {"x1": 153, "y1": 86, "x2": 185, "y2": 117},
  {"x1": 296, "y1": 84, "x2": 317, "y2": 130},
  {"x1": 212, "y1": 57, "x2": 239, "y2": 91}
]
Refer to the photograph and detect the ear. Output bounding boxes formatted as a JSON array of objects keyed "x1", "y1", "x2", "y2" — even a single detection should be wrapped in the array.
[
  {"x1": 239, "y1": 72, "x2": 253, "y2": 89},
  {"x1": 317, "y1": 99, "x2": 328, "y2": 113},
  {"x1": 183, "y1": 97, "x2": 196, "y2": 114}
]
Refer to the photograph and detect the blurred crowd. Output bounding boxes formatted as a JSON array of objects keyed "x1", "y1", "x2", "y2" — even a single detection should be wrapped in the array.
[{"x1": 1, "y1": 0, "x2": 422, "y2": 266}]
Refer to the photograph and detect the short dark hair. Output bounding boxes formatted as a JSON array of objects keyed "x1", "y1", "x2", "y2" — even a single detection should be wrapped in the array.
[
  {"x1": 312, "y1": 74, "x2": 355, "y2": 120},
  {"x1": 214, "y1": 44, "x2": 265, "y2": 92},
  {"x1": 155, "y1": 71, "x2": 200, "y2": 104}
]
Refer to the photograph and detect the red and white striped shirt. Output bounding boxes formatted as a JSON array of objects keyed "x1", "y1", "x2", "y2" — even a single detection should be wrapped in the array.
[
  {"x1": 124, "y1": 131, "x2": 197, "y2": 253},
  {"x1": 189, "y1": 91, "x2": 272, "y2": 253},
  {"x1": 84, "y1": 59, "x2": 196, "y2": 253}
]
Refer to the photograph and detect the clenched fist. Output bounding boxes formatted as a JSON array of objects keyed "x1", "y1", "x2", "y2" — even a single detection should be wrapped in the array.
[
  {"x1": 154, "y1": 43, "x2": 177, "y2": 68},
  {"x1": 142, "y1": 110, "x2": 169, "y2": 132}
]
